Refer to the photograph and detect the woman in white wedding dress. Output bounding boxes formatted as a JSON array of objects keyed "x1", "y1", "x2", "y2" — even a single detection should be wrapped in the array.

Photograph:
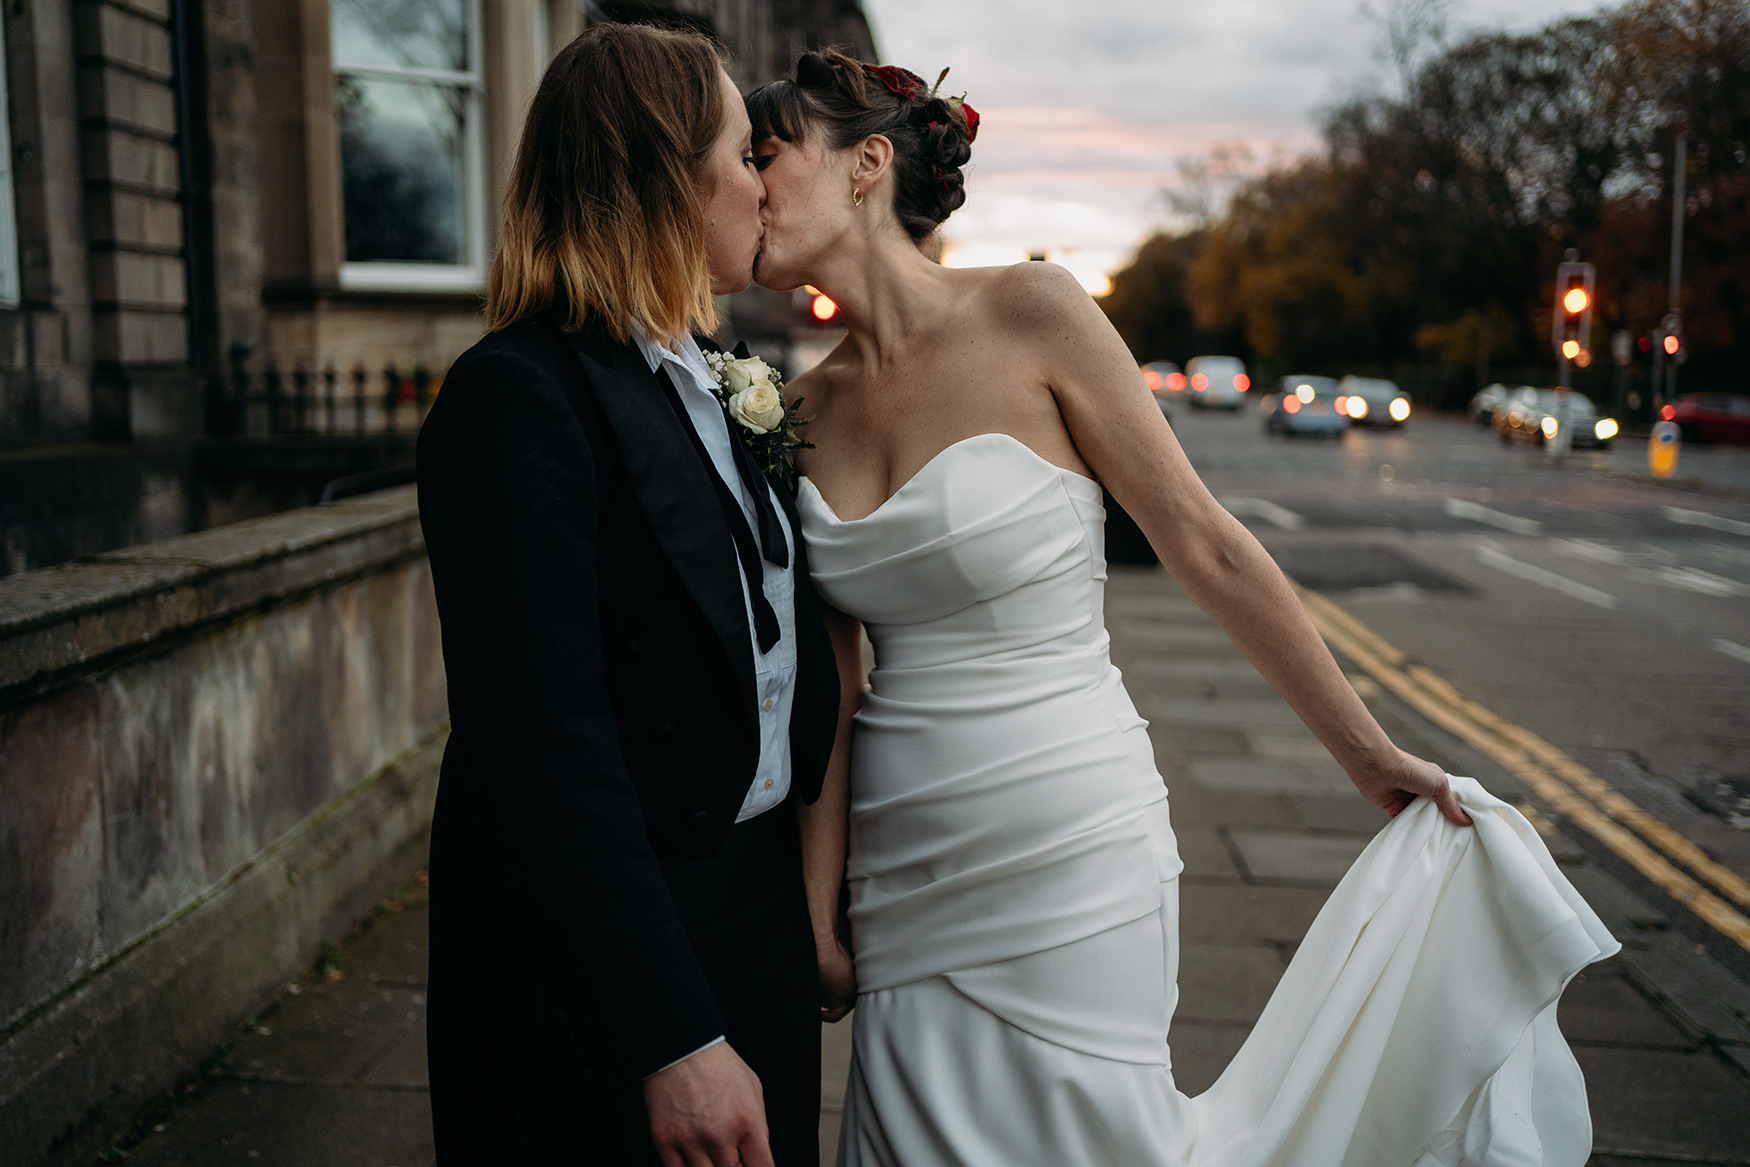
[{"x1": 749, "y1": 53, "x2": 1618, "y2": 1166}]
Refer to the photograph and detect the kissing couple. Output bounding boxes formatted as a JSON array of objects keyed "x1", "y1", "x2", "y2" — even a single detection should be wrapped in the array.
[{"x1": 417, "y1": 21, "x2": 1617, "y2": 1167}]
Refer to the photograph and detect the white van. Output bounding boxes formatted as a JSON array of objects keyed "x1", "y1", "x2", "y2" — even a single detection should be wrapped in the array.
[{"x1": 1185, "y1": 356, "x2": 1250, "y2": 410}]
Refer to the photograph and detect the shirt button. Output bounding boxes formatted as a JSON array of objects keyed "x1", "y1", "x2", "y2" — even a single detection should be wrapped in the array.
[
  {"x1": 763, "y1": 778, "x2": 774, "y2": 790},
  {"x1": 763, "y1": 699, "x2": 774, "y2": 711}
]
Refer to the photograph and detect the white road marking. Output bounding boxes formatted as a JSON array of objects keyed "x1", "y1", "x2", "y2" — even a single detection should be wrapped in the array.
[
  {"x1": 1444, "y1": 497, "x2": 1544, "y2": 535},
  {"x1": 1699, "y1": 543, "x2": 1750, "y2": 567},
  {"x1": 1665, "y1": 507, "x2": 1750, "y2": 537},
  {"x1": 1222, "y1": 497, "x2": 1305, "y2": 530},
  {"x1": 1557, "y1": 538, "x2": 1632, "y2": 565},
  {"x1": 1557, "y1": 539, "x2": 1678, "y2": 568},
  {"x1": 1475, "y1": 542, "x2": 1618, "y2": 608},
  {"x1": 1714, "y1": 639, "x2": 1750, "y2": 665},
  {"x1": 1645, "y1": 565, "x2": 1750, "y2": 598}
]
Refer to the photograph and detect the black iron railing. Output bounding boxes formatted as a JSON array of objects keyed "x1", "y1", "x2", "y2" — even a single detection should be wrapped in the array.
[{"x1": 208, "y1": 357, "x2": 440, "y2": 437}]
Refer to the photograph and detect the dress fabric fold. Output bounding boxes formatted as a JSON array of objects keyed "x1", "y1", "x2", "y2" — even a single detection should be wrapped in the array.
[{"x1": 796, "y1": 433, "x2": 1617, "y2": 1167}]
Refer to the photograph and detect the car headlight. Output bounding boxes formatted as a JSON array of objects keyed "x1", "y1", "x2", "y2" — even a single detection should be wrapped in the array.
[
  {"x1": 1389, "y1": 398, "x2": 1411, "y2": 422},
  {"x1": 1541, "y1": 416, "x2": 1559, "y2": 438},
  {"x1": 1594, "y1": 418, "x2": 1618, "y2": 441},
  {"x1": 1345, "y1": 396, "x2": 1368, "y2": 419}
]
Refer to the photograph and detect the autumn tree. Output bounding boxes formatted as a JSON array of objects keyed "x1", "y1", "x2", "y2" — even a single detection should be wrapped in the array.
[
  {"x1": 1100, "y1": 231, "x2": 1247, "y2": 366},
  {"x1": 1109, "y1": 0, "x2": 1748, "y2": 406}
]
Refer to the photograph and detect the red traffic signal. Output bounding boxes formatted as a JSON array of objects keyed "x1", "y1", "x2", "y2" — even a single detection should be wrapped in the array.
[
  {"x1": 799, "y1": 284, "x2": 840, "y2": 325},
  {"x1": 1551, "y1": 259, "x2": 1594, "y2": 361},
  {"x1": 1655, "y1": 313, "x2": 1685, "y2": 365}
]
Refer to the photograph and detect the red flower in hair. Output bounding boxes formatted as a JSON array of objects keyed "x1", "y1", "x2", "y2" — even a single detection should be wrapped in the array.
[
  {"x1": 870, "y1": 62, "x2": 981, "y2": 145},
  {"x1": 867, "y1": 64, "x2": 927, "y2": 101},
  {"x1": 959, "y1": 102, "x2": 980, "y2": 143}
]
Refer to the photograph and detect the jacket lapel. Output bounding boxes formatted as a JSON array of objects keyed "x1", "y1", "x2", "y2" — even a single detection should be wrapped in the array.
[{"x1": 559, "y1": 325, "x2": 759, "y2": 730}]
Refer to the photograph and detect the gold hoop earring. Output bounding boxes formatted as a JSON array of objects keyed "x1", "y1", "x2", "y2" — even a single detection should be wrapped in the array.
[{"x1": 852, "y1": 187, "x2": 865, "y2": 208}]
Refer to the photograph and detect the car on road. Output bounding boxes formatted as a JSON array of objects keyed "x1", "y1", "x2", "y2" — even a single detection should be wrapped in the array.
[
  {"x1": 1664, "y1": 392, "x2": 1750, "y2": 445},
  {"x1": 1264, "y1": 375, "x2": 1349, "y2": 437},
  {"x1": 1470, "y1": 383, "x2": 1532, "y2": 426},
  {"x1": 1500, "y1": 390, "x2": 1617, "y2": 449},
  {"x1": 1491, "y1": 386, "x2": 1546, "y2": 439},
  {"x1": 1186, "y1": 355, "x2": 1250, "y2": 410},
  {"x1": 1141, "y1": 361, "x2": 1185, "y2": 396},
  {"x1": 1141, "y1": 361, "x2": 1184, "y2": 419},
  {"x1": 1337, "y1": 376, "x2": 1411, "y2": 427}
]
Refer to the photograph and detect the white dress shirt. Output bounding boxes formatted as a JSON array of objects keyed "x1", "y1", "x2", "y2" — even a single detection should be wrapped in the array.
[
  {"x1": 632, "y1": 331, "x2": 802, "y2": 1078},
  {"x1": 632, "y1": 330, "x2": 799, "y2": 821}
]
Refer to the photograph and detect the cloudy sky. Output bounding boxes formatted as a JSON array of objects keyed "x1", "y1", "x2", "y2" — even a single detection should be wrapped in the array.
[{"x1": 862, "y1": 0, "x2": 1609, "y2": 291}]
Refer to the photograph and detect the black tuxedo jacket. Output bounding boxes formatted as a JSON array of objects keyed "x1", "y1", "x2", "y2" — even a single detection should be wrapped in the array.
[{"x1": 416, "y1": 316, "x2": 840, "y2": 1114}]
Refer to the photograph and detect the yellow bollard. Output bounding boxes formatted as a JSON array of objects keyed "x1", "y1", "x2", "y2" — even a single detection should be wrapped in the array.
[{"x1": 1648, "y1": 420, "x2": 1681, "y2": 479}]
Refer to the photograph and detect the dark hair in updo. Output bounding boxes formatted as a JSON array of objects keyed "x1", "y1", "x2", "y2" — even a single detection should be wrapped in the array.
[{"x1": 746, "y1": 49, "x2": 974, "y2": 240}]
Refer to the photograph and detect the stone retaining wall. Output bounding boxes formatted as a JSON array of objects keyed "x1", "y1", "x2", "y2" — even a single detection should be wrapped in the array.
[{"x1": 0, "y1": 486, "x2": 445, "y2": 1165}]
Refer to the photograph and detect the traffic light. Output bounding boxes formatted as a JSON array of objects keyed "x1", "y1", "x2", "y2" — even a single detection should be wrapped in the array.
[
  {"x1": 797, "y1": 285, "x2": 841, "y2": 326},
  {"x1": 1551, "y1": 260, "x2": 1594, "y2": 364},
  {"x1": 1652, "y1": 313, "x2": 1685, "y2": 367}
]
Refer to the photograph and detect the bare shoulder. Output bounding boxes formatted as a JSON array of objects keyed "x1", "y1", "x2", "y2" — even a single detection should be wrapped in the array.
[
  {"x1": 984, "y1": 262, "x2": 1096, "y2": 325},
  {"x1": 971, "y1": 262, "x2": 1119, "y2": 371}
]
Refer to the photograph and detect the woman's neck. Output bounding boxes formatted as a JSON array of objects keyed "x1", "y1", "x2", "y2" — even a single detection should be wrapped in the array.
[{"x1": 806, "y1": 230, "x2": 956, "y2": 372}]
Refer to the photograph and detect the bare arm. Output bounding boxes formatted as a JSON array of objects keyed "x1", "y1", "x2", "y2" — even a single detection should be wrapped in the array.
[
  {"x1": 1007, "y1": 264, "x2": 1468, "y2": 825},
  {"x1": 796, "y1": 601, "x2": 866, "y2": 1020}
]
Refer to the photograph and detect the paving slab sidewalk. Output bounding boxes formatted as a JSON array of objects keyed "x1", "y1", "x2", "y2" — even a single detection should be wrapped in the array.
[
  {"x1": 1100, "y1": 566, "x2": 1750, "y2": 1165},
  {"x1": 106, "y1": 875, "x2": 435, "y2": 1167},
  {"x1": 108, "y1": 568, "x2": 1750, "y2": 1166}
]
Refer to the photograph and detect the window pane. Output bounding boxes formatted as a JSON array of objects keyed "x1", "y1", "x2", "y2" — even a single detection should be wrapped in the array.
[
  {"x1": 331, "y1": 0, "x2": 468, "y2": 73},
  {"x1": 337, "y1": 75, "x2": 467, "y2": 264}
]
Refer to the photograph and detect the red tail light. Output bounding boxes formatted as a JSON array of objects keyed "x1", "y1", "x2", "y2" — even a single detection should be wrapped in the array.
[
  {"x1": 1167, "y1": 372, "x2": 1185, "y2": 391},
  {"x1": 1234, "y1": 374, "x2": 1250, "y2": 392},
  {"x1": 1191, "y1": 373, "x2": 1208, "y2": 391},
  {"x1": 1283, "y1": 396, "x2": 1302, "y2": 414},
  {"x1": 1660, "y1": 403, "x2": 1676, "y2": 421}
]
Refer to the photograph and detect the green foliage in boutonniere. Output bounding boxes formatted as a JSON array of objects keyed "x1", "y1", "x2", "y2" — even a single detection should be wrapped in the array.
[{"x1": 702, "y1": 348, "x2": 813, "y2": 491}]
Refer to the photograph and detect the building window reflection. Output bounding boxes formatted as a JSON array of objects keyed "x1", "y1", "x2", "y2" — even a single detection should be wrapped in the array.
[{"x1": 331, "y1": 0, "x2": 485, "y2": 290}]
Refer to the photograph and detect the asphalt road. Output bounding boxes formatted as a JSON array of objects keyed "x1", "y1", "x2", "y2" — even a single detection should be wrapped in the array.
[{"x1": 1157, "y1": 399, "x2": 1750, "y2": 968}]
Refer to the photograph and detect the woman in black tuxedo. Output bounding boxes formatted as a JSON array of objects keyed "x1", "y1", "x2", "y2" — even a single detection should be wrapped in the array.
[{"x1": 416, "y1": 24, "x2": 842, "y2": 1166}]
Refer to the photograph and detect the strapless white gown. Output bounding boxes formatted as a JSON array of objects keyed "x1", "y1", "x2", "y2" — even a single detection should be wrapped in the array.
[{"x1": 795, "y1": 433, "x2": 1618, "y2": 1167}]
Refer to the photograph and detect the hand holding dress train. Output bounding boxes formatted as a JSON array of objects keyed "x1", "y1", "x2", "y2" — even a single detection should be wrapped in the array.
[{"x1": 797, "y1": 432, "x2": 1618, "y2": 1167}]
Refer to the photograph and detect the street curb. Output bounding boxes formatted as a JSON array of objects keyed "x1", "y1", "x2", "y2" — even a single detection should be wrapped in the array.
[{"x1": 1603, "y1": 469, "x2": 1750, "y2": 502}]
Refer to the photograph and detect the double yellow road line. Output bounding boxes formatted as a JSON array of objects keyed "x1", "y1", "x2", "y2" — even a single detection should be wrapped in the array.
[{"x1": 1297, "y1": 586, "x2": 1750, "y2": 954}]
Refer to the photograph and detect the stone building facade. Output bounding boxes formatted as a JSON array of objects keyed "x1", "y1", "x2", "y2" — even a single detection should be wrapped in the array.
[{"x1": 0, "y1": 0, "x2": 874, "y2": 575}]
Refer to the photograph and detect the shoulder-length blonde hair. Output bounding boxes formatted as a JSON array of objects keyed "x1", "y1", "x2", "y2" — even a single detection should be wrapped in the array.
[{"x1": 486, "y1": 23, "x2": 725, "y2": 342}]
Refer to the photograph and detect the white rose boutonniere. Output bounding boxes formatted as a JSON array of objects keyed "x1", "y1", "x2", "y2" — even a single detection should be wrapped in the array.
[
  {"x1": 719, "y1": 356, "x2": 764, "y2": 392},
  {"x1": 728, "y1": 374, "x2": 786, "y2": 434},
  {"x1": 702, "y1": 346, "x2": 812, "y2": 488}
]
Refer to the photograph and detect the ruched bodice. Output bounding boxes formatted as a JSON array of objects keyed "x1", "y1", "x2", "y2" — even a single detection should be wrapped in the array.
[
  {"x1": 802, "y1": 430, "x2": 1107, "y2": 635},
  {"x1": 799, "y1": 433, "x2": 1182, "y2": 998}
]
